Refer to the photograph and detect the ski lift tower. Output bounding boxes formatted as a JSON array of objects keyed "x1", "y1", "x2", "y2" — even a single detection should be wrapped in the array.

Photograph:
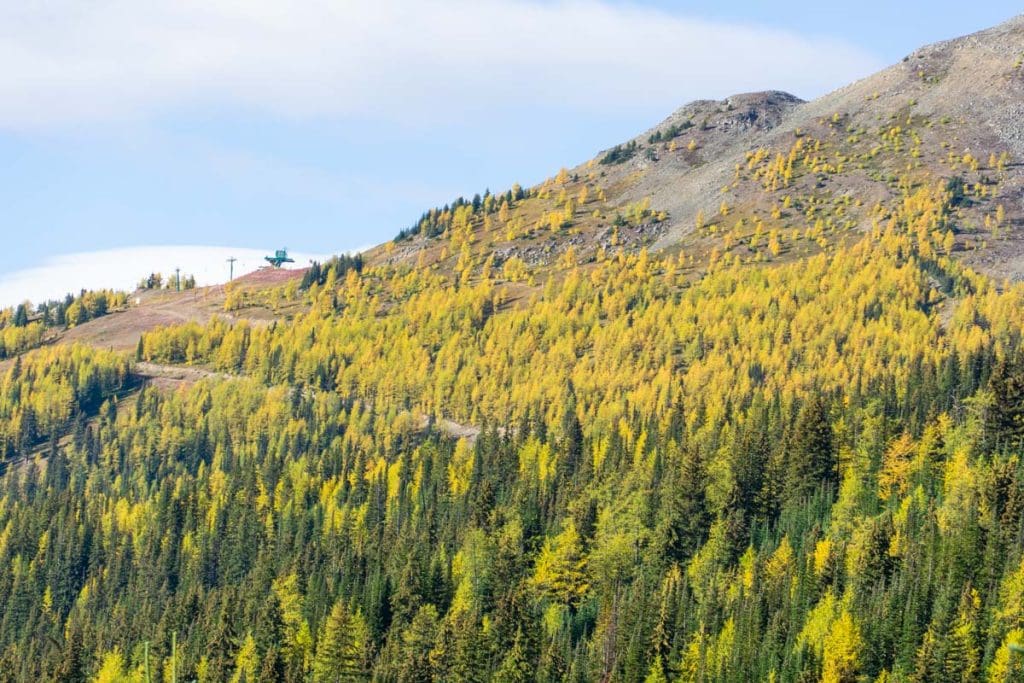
[{"x1": 265, "y1": 248, "x2": 295, "y2": 268}]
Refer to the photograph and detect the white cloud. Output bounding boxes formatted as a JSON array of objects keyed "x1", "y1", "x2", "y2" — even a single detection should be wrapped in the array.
[
  {"x1": 0, "y1": 245, "x2": 346, "y2": 308},
  {"x1": 0, "y1": 0, "x2": 884, "y2": 129}
]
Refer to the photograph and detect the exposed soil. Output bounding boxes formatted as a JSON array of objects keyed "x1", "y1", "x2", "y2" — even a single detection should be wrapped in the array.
[
  {"x1": 134, "y1": 361, "x2": 225, "y2": 391},
  {"x1": 58, "y1": 266, "x2": 307, "y2": 353}
]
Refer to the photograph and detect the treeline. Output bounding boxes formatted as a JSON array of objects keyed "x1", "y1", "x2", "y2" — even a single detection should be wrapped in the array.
[
  {"x1": 29, "y1": 290, "x2": 126, "y2": 329},
  {"x1": 137, "y1": 272, "x2": 197, "y2": 291},
  {"x1": 0, "y1": 290, "x2": 127, "y2": 360},
  {"x1": 648, "y1": 120, "x2": 693, "y2": 145},
  {"x1": 300, "y1": 254, "x2": 365, "y2": 290},
  {"x1": 395, "y1": 184, "x2": 528, "y2": 241},
  {"x1": 600, "y1": 140, "x2": 639, "y2": 165}
]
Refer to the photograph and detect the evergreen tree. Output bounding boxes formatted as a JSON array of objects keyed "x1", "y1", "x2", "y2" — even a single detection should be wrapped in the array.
[
  {"x1": 493, "y1": 628, "x2": 532, "y2": 683},
  {"x1": 985, "y1": 353, "x2": 1024, "y2": 449},
  {"x1": 254, "y1": 592, "x2": 287, "y2": 682},
  {"x1": 398, "y1": 605, "x2": 440, "y2": 683},
  {"x1": 785, "y1": 393, "x2": 836, "y2": 503},
  {"x1": 313, "y1": 600, "x2": 370, "y2": 682},
  {"x1": 657, "y1": 447, "x2": 710, "y2": 563},
  {"x1": 52, "y1": 620, "x2": 86, "y2": 683},
  {"x1": 12, "y1": 304, "x2": 28, "y2": 328},
  {"x1": 558, "y1": 383, "x2": 584, "y2": 483},
  {"x1": 206, "y1": 595, "x2": 240, "y2": 683}
]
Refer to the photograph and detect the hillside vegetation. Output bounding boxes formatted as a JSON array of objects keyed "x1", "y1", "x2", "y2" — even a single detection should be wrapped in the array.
[{"x1": 3, "y1": 16, "x2": 1024, "y2": 683}]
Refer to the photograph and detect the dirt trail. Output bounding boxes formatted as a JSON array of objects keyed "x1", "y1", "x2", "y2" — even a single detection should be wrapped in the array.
[{"x1": 134, "y1": 361, "x2": 225, "y2": 390}]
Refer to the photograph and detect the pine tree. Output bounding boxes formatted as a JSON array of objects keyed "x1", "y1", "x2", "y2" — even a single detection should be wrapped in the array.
[
  {"x1": 52, "y1": 620, "x2": 86, "y2": 683},
  {"x1": 784, "y1": 392, "x2": 835, "y2": 503},
  {"x1": 558, "y1": 384, "x2": 584, "y2": 483},
  {"x1": 530, "y1": 521, "x2": 589, "y2": 607},
  {"x1": 444, "y1": 612, "x2": 490, "y2": 683},
  {"x1": 398, "y1": 605, "x2": 440, "y2": 683},
  {"x1": 258, "y1": 646, "x2": 286, "y2": 683},
  {"x1": 493, "y1": 628, "x2": 532, "y2": 683},
  {"x1": 313, "y1": 600, "x2": 370, "y2": 682},
  {"x1": 822, "y1": 610, "x2": 862, "y2": 683},
  {"x1": 12, "y1": 304, "x2": 28, "y2": 328},
  {"x1": 644, "y1": 655, "x2": 670, "y2": 683},
  {"x1": 942, "y1": 587, "x2": 980, "y2": 682},
  {"x1": 733, "y1": 404, "x2": 770, "y2": 519},
  {"x1": 658, "y1": 447, "x2": 710, "y2": 563},
  {"x1": 206, "y1": 595, "x2": 240, "y2": 683},
  {"x1": 254, "y1": 592, "x2": 287, "y2": 682},
  {"x1": 986, "y1": 353, "x2": 1024, "y2": 449}
]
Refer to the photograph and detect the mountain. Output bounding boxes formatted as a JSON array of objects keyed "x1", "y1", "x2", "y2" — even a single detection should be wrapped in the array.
[
  {"x1": 2, "y1": 17, "x2": 1024, "y2": 683},
  {"x1": 376, "y1": 14, "x2": 1024, "y2": 280}
]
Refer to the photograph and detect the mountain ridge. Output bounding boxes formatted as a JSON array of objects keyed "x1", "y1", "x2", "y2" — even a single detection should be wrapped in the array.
[{"x1": 371, "y1": 13, "x2": 1024, "y2": 285}]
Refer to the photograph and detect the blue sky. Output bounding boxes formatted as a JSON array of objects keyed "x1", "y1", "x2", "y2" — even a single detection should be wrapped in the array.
[{"x1": 0, "y1": 1, "x2": 1019, "y2": 304}]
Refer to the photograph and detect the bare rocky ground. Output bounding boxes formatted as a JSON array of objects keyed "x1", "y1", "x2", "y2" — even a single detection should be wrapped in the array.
[
  {"x1": 373, "y1": 15, "x2": 1024, "y2": 283},
  {"x1": 634, "y1": 15, "x2": 1024, "y2": 276}
]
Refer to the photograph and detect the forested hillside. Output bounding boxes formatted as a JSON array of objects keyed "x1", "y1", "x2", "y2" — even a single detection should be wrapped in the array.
[{"x1": 3, "y1": 16, "x2": 1024, "y2": 683}]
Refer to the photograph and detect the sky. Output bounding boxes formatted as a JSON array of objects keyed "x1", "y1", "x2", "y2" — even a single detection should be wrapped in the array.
[{"x1": 0, "y1": 0, "x2": 1020, "y2": 306}]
